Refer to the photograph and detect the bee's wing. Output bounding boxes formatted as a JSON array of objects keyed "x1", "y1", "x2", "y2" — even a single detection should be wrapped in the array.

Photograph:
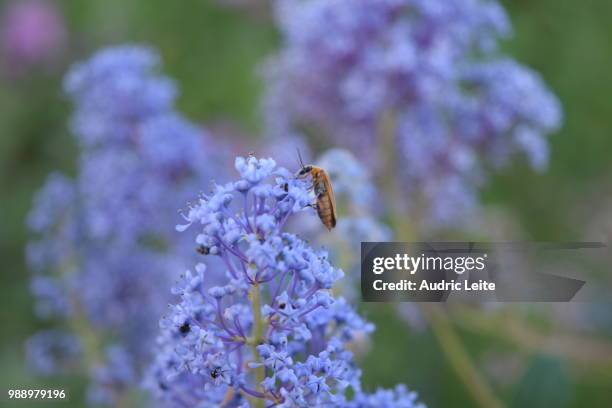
[{"x1": 321, "y1": 170, "x2": 337, "y2": 228}]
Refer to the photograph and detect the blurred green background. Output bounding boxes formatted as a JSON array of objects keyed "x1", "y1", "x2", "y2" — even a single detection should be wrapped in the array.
[{"x1": 1, "y1": 0, "x2": 611, "y2": 407}]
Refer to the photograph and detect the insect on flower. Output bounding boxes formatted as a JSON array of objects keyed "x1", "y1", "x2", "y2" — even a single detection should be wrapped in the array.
[
  {"x1": 147, "y1": 155, "x2": 424, "y2": 407},
  {"x1": 295, "y1": 149, "x2": 337, "y2": 231}
]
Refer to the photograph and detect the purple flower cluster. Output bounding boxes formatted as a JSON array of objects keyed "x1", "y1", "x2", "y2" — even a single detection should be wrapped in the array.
[
  {"x1": 265, "y1": 0, "x2": 562, "y2": 225},
  {"x1": 146, "y1": 156, "x2": 423, "y2": 407},
  {"x1": 26, "y1": 45, "x2": 228, "y2": 404}
]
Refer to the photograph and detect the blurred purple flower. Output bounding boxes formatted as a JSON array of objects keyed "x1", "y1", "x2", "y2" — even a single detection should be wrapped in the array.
[
  {"x1": 26, "y1": 45, "x2": 229, "y2": 404},
  {"x1": 87, "y1": 346, "x2": 138, "y2": 406},
  {"x1": 26, "y1": 330, "x2": 81, "y2": 375},
  {"x1": 264, "y1": 0, "x2": 562, "y2": 226},
  {"x1": 1, "y1": 0, "x2": 66, "y2": 71}
]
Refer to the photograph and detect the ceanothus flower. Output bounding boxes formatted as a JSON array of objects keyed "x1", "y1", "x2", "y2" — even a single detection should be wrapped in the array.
[
  {"x1": 26, "y1": 45, "x2": 228, "y2": 404},
  {"x1": 146, "y1": 156, "x2": 423, "y2": 408},
  {"x1": 264, "y1": 0, "x2": 562, "y2": 226}
]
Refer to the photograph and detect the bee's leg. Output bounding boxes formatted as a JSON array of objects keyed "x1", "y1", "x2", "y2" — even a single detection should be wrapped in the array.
[{"x1": 304, "y1": 202, "x2": 319, "y2": 211}]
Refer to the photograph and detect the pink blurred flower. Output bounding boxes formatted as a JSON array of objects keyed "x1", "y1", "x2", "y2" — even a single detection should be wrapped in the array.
[{"x1": 1, "y1": 0, "x2": 66, "y2": 71}]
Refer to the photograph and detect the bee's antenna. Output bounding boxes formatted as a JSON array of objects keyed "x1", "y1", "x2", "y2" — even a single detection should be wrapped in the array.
[{"x1": 296, "y1": 148, "x2": 305, "y2": 169}]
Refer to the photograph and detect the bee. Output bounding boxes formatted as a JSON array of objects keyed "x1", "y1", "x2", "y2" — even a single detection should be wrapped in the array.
[{"x1": 295, "y1": 150, "x2": 337, "y2": 231}]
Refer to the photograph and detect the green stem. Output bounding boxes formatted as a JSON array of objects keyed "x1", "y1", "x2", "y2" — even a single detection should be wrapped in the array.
[
  {"x1": 249, "y1": 284, "x2": 265, "y2": 408},
  {"x1": 69, "y1": 306, "x2": 102, "y2": 368},
  {"x1": 422, "y1": 304, "x2": 504, "y2": 408},
  {"x1": 70, "y1": 298, "x2": 133, "y2": 405},
  {"x1": 379, "y1": 111, "x2": 504, "y2": 408},
  {"x1": 62, "y1": 256, "x2": 129, "y2": 404},
  {"x1": 455, "y1": 306, "x2": 612, "y2": 368}
]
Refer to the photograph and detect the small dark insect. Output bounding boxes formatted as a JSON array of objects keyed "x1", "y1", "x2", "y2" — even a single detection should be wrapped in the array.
[
  {"x1": 179, "y1": 322, "x2": 191, "y2": 335},
  {"x1": 196, "y1": 245, "x2": 210, "y2": 255},
  {"x1": 295, "y1": 149, "x2": 337, "y2": 231},
  {"x1": 210, "y1": 367, "x2": 223, "y2": 379}
]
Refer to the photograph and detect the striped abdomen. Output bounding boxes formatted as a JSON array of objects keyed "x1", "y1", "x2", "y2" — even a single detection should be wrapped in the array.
[{"x1": 312, "y1": 168, "x2": 337, "y2": 231}]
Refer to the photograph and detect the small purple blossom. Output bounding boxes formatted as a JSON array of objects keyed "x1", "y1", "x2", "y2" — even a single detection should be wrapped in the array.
[{"x1": 146, "y1": 156, "x2": 423, "y2": 407}]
